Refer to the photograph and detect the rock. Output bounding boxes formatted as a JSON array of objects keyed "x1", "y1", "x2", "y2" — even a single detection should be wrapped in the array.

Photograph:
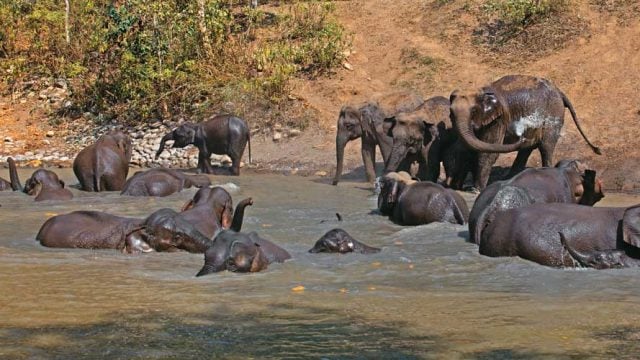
[
  {"x1": 25, "y1": 151, "x2": 34, "y2": 157},
  {"x1": 221, "y1": 155, "x2": 232, "y2": 164},
  {"x1": 54, "y1": 78, "x2": 68, "y2": 89},
  {"x1": 4, "y1": 137, "x2": 12, "y2": 143},
  {"x1": 288, "y1": 129, "x2": 301, "y2": 138},
  {"x1": 59, "y1": 156, "x2": 69, "y2": 161},
  {"x1": 314, "y1": 171, "x2": 328, "y2": 177},
  {"x1": 343, "y1": 62, "x2": 354, "y2": 71},
  {"x1": 272, "y1": 132, "x2": 283, "y2": 142},
  {"x1": 46, "y1": 131, "x2": 55, "y2": 137}
]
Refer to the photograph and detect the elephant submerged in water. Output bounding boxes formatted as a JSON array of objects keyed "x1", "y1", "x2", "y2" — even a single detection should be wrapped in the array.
[
  {"x1": 73, "y1": 132, "x2": 132, "y2": 192},
  {"x1": 378, "y1": 172, "x2": 469, "y2": 225},
  {"x1": 120, "y1": 168, "x2": 211, "y2": 197},
  {"x1": 309, "y1": 228, "x2": 380, "y2": 254},
  {"x1": 479, "y1": 203, "x2": 640, "y2": 268},
  {"x1": 449, "y1": 75, "x2": 601, "y2": 191},
  {"x1": 468, "y1": 160, "x2": 604, "y2": 245},
  {"x1": 156, "y1": 114, "x2": 251, "y2": 176},
  {"x1": 3, "y1": 158, "x2": 73, "y2": 201},
  {"x1": 333, "y1": 91, "x2": 424, "y2": 185}
]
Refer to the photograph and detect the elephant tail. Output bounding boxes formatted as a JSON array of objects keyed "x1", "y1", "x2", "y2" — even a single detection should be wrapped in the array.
[
  {"x1": 7, "y1": 157, "x2": 22, "y2": 191},
  {"x1": 561, "y1": 91, "x2": 602, "y2": 155}
]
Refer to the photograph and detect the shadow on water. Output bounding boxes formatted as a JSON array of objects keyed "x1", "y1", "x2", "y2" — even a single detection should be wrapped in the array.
[{"x1": 0, "y1": 303, "x2": 441, "y2": 359}]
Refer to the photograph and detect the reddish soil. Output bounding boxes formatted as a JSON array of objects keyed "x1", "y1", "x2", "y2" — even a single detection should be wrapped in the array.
[{"x1": 1, "y1": 0, "x2": 639, "y2": 191}]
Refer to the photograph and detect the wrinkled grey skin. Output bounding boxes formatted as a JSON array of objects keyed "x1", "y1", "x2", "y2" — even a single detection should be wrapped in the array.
[
  {"x1": 468, "y1": 160, "x2": 604, "y2": 245},
  {"x1": 560, "y1": 233, "x2": 640, "y2": 269},
  {"x1": 120, "y1": 168, "x2": 211, "y2": 197},
  {"x1": 383, "y1": 96, "x2": 458, "y2": 182},
  {"x1": 333, "y1": 91, "x2": 424, "y2": 185},
  {"x1": 450, "y1": 75, "x2": 601, "y2": 191},
  {"x1": 156, "y1": 114, "x2": 251, "y2": 176},
  {"x1": 21, "y1": 169, "x2": 74, "y2": 201},
  {"x1": 479, "y1": 203, "x2": 640, "y2": 268},
  {"x1": 309, "y1": 228, "x2": 380, "y2": 254},
  {"x1": 178, "y1": 186, "x2": 235, "y2": 239},
  {"x1": 197, "y1": 230, "x2": 291, "y2": 276},
  {"x1": 0, "y1": 157, "x2": 22, "y2": 191},
  {"x1": 378, "y1": 176, "x2": 469, "y2": 226},
  {"x1": 73, "y1": 132, "x2": 132, "y2": 192}
]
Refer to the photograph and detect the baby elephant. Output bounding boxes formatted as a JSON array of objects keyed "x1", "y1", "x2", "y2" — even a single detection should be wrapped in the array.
[
  {"x1": 309, "y1": 228, "x2": 380, "y2": 254},
  {"x1": 121, "y1": 168, "x2": 211, "y2": 197},
  {"x1": 378, "y1": 172, "x2": 469, "y2": 225},
  {"x1": 23, "y1": 169, "x2": 73, "y2": 201}
]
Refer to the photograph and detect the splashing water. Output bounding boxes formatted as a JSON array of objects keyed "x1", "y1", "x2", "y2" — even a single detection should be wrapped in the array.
[{"x1": 510, "y1": 111, "x2": 561, "y2": 137}]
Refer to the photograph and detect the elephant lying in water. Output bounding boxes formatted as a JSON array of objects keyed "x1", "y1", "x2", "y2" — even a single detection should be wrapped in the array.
[
  {"x1": 309, "y1": 229, "x2": 380, "y2": 254},
  {"x1": 479, "y1": 203, "x2": 640, "y2": 268},
  {"x1": 378, "y1": 172, "x2": 469, "y2": 225},
  {"x1": 468, "y1": 160, "x2": 604, "y2": 245},
  {"x1": 4, "y1": 158, "x2": 73, "y2": 201},
  {"x1": 120, "y1": 168, "x2": 211, "y2": 197}
]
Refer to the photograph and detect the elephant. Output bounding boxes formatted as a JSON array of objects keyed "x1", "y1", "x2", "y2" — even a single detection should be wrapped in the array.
[
  {"x1": 378, "y1": 171, "x2": 469, "y2": 225},
  {"x1": 156, "y1": 114, "x2": 251, "y2": 176},
  {"x1": 73, "y1": 131, "x2": 132, "y2": 192},
  {"x1": 178, "y1": 186, "x2": 237, "y2": 239},
  {"x1": 36, "y1": 195, "x2": 254, "y2": 253},
  {"x1": 468, "y1": 160, "x2": 604, "y2": 245},
  {"x1": 383, "y1": 96, "x2": 458, "y2": 182},
  {"x1": 449, "y1": 75, "x2": 601, "y2": 191},
  {"x1": 308, "y1": 228, "x2": 380, "y2": 254},
  {"x1": 22, "y1": 169, "x2": 74, "y2": 201},
  {"x1": 0, "y1": 157, "x2": 21, "y2": 191},
  {"x1": 120, "y1": 168, "x2": 211, "y2": 197},
  {"x1": 560, "y1": 233, "x2": 640, "y2": 269},
  {"x1": 478, "y1": 203, "x2": 640, "y2": 268},
  {"x1": 333, "y1": 90, "x2": 425, "y2": 185}
]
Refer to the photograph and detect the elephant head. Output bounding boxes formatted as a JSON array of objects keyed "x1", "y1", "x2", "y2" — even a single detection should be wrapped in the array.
[
  {"x1": 139, "y1": 208, "x2": 213, "y2": 253},
  {"x1": 333, "y1": 105, "x2": 366, "y2": 185},
  {"x1": 23, "y1": 169, "x2": 66, "y2": 196},
  {"x1": 622, "y1": 205, "x2": 640, "y2": 249},
  {"x1": 181, "y1": 186, "x2": 234, "y2": 229},
  {"x1": 382, "y1": 113, "x2": 434, "y2": 174},
  {"x1": 377, "y1": 171, "x2": 415, "y2": 215},
  {"x1": 156, "y1": 122, "x2": 198, "y2": 159},
  {"x1": 196, "y1": 231, "x2": 269, "y2": 276},
  {"x1": 449, "y1": 89, "x2": 529, "y2": 153},
  {"x1": 309, "y1": 228, "x2": 381, "y2": 254},
  {"x1": 111, "y1": 132, "x2": 132, "y2": 161},
  {"x1": 184, "y1": 174, "x2": 212, "y2": 189}
]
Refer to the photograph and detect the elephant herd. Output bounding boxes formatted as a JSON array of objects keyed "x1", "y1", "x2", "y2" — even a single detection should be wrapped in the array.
[{"x1": 1, "y1": 74, "x2": 638, "y2": 273}]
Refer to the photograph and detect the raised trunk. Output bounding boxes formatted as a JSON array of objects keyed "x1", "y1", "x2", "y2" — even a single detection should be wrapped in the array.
[
  {"x1": 155, "y1": 132, "x2": 174, "y2": 159},
  {"x1": 231, "y1": 197, "x2": 253, "y2": 232},
  {"x1": 332, "y1": 133, "x2": 349, "y2": 185},
  {"x1": 454, "y1": 114, "x2": 526, "y2": 153},
  {"x1": 7, "y1": 157, "x2": 22, "y2": 191}
]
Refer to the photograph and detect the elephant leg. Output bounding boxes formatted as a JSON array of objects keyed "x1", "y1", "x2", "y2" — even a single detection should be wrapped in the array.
[
  {"x1": 378, "y1": 134, "x2": 393, "y2": 165},
  {"x1": 197, "y1": 150, "x2": 214, "y2": 174},
  {"x1": 538, "y1": 139, "x2": 558, "y2": 168},
  {"x1": 228, "y1": 148, "x2": 244, "y2": 176},
  {"x1": 361, "y1": 140, "x2": 377, "y2": 183},
  {"x1": 475, "y1": 152, "x2": 499, "y2": 190},
  {"x1": 507, "y1": 147, "x2": 535, "y2": 179},
  {"x1": 424, "y1": 141, "x2": 441, "y2": 182}
]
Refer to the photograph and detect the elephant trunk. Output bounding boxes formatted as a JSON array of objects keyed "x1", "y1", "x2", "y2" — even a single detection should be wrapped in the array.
[
  {"x1": 332, "y1": 132, "x2": 349, "y2": 185},
  {"x1": 453, "y1": 111, "x2": 526, "y2": 153},
  {"x1": 155, "y1": 132, "x2": 174, "y2": 159},
  {"x1": 230, "y1": 197, "x2": 253, "y2": 232},
  {"x1": 7, "y1": 157, "x2": 22, "y2": 191},
  {"x1": 383, "y1": 143, "x2": 409, "y2": 174},
  {"x1": 175, "y1": 218, "x2": 213, "y2": 253}
]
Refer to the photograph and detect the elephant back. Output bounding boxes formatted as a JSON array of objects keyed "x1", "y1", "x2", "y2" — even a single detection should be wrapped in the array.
[{"x1": 372, "y1": 90, "x2": 425, "y2": 119}]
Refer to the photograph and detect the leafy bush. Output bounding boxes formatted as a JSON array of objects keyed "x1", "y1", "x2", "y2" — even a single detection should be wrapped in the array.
[{"x1": 482, "y1": 0, "x2": 568, "y2": 27}]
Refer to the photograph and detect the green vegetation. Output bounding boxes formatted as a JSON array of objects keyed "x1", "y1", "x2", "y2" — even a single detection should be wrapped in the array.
[
  {"x1": 481, "y1": 0, "x2": 568, "y2": 28},
  {"x1": 0, "y1": 0, "x2": 349, "y2": 128}
]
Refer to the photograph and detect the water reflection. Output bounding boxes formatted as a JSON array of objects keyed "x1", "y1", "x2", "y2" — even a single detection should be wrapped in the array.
[{"x1": 1, "y1": 168, "x2": 639, "y2": 357}]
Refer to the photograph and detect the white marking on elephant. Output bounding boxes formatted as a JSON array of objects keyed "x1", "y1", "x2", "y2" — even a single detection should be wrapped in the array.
[{"x1": 510, "y1": 111, "x2": 561, "y2": 137}]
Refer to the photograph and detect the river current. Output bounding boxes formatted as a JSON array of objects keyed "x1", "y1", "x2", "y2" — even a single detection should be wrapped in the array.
[{"x1": 1, "y1": 168, "x2": 639, "y2": 359}]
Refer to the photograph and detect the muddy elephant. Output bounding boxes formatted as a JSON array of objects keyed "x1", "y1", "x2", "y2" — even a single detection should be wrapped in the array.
[
  {"x1": 156, "y1": 114, "x2": 251, "y2": 176},
  {"x1": 73, "y1": 132, "x2": 132, "y2": 192},
  {"x1": 468, "y1": 160, "x2": 604, "y2": 245},
  {"x1": 22, "y1": 169, "x2": 74, "y2": 201},
  {"x1": 378, "y1": 172, "x2": 469, "y2": 225},
  {"x1": 309, "y1": 228, "x2": 380, "y2": 254},
  {"x1": 479, "y1": 203, "x2": 640, "y2": 268},
  {"x1": 450, "y1": 75, "x2": 601, "y2": 191},
  {"x1": 383, "y1": 96, "x2": 457, "y2": 182},
  {"x1": 120, "y1": 168, "x2": 211, "y2": 197},
  {"x1": 333, "y1": 91, "x2": 424, "y2": 185},
  {"x1": 0, "y1": 157, "x2": 21, "y2": 191}
]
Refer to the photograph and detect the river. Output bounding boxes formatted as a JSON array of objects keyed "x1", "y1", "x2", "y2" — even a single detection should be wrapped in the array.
[{"x1": 1, "y1": 168, "x2": 639, "y2": 358}]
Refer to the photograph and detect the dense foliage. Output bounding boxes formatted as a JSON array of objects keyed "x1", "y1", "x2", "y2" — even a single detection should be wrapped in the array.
[{"x1": 0, "y1": 0, "x2": 348, "y2": 126}]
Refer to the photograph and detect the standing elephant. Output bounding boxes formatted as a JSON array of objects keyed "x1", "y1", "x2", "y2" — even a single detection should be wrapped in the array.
[
  {"x1": 378, "y1": 172, "x2": 469, "y2": 225},
  {"x1": 0, "y1": 157, "x2": 21, "y2": 191},
  {"x1": 383, "y1": 96, "x2": 456, "y2": 182},
  {"x1": 479, "y1": 203, "x2": 640, "y2": 268},
  {"x1": 333, "y1": 91, "x2": 424, "y2": 185},
  {"x1": 73, "y1": 132, "x2": 132, "y2": 192},
  {"x1": 22, "y1": 169, "x2": 74, "y2": 201},
  {"x1": 156, "y1": 114, "x2": 251, "y2": 176},
  {"x1": 468, "y1": 160, "x2": 604, "y2": 245},
  {"x1": 450, "y1": 75, "x2": 601, "y2": 191},
  {"x1": 120, "y1": 168, "x2": 211, "y2": 197}
]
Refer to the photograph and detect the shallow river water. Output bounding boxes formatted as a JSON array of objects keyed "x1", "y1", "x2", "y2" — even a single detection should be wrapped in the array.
[{"x1": 1, "y1": 168, "x2": 639, "y2": 359}]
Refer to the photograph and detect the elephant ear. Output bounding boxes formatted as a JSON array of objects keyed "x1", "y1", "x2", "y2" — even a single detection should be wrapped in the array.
[
  {"x1": 250, "y1": 244, "x2": 269, "y2": 272},
  {"x1": 181, "y1": 199, "x2": 195, "y2": 212},
  {"x1": 578, "y1": 169, "x2": 605, "y2": 206},
  {"x1": 622, "y1": 205, "x2": 640, "y2": 248},
  {"x1": 449, "y1": 90, "x2": 460, "y2": 103},
  {"x1": 478, "y1": 90, "x2": 503, "y2": 128}
]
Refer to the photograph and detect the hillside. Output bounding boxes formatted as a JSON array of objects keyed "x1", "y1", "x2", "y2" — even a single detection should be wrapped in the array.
[{"x1": 1, "y1": 0, "x2": 639, "y2": 190}]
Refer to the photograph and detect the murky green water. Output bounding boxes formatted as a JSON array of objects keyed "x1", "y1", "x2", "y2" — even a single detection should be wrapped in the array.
[{"x1": 1, "y1": 168, "x2": 639, "y2": 359}]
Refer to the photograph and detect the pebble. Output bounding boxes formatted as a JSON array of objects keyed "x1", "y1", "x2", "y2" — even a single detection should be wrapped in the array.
[{"x1": 46, "y1": 131, "x2": 55, "y2": 137}]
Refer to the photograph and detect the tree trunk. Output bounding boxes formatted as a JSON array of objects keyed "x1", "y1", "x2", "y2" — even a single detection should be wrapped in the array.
[
  {"x1": 197, "y1": 0, "x2": 212, "y2": 54},
  {"x1": 250, "y1": 0, "x2": 258, "y2": 8},
  {"x1": 64, "y1": 0, "x2": 70, "y2": 44}
]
